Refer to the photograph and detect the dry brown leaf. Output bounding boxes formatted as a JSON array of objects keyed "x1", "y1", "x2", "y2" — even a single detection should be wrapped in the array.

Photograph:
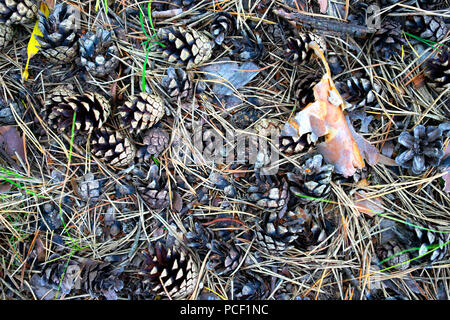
[
  {"x1": 354, "y1": 191, "x2": 385, "y2": 217},
  {"x1": 283, "y1": 44, "x2": 380, "y2": 177},
  {"x1": 0, "y1": 126, "x2": 26, "y2": 163}
]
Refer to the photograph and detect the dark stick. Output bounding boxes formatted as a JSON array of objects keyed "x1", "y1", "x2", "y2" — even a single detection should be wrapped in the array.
[{"x1": 272, "y1": 8, "x2": 377, "y2": 38}]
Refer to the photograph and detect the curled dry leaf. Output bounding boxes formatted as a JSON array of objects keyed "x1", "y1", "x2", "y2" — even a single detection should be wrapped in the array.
[
  {"x1": 0, "y1": 126, "x2": 26, "y2": 163},
  {"x1": 283, "y1": 44, "x2": 380, "y2": 177}
]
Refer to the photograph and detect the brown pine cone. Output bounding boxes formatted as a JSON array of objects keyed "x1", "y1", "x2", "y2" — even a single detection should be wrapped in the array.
[
  {"x1": 293, "y1": 72, "x2": 320, "y2": 106},
  {"x1": 141, "y1": 241, "x2": 198, "y2": 299},
  {"x1": 247, "y1": 173, "x2": 290, "y2": 211},
  {"x1": 0, "y1": 23, "x2": 13, "y2": 50},
  {"x1": 136, "y1": 127, "x2": 170, "y2": 162},
  {"x1": 285, "y1": 32, "x2": 326, "y2": 65},
  {"x1": 45, "y1": 87, "x2": 111, "y2": 134},
  {"x1": 119, "y1": 93, "x2": 164, "y2": 135},
  {"x1": 278, "y1": 134, "x2": 313, "y2": 156},
  {"x1": 157, "y1": 26, "x2": 213, "y2": 68},
  {"x1": 372, "y1": 19, "x2": 404, "y2": 60},
  {"x1": 36, "y1": 3, "x2": 79, "y2": 64},
  {"x1": 133, "y1": 164, "x2": 170, "y2": 210},
  {"x1": 0, "y1": 0, "x2": 38, "y2": 25},
  {"x1": 161, "y1": 67, "x2": 193, "y2": 101},
  {"x1": 404, "y1": 15, "x2": 448, "y2": 44},
  {"x1": 80, "y1": 260, "x2": 124, "y2": 300},
  {"x1": 425, "y1": 48, "x2": 449, "y2": 94},
  {"x1": 207, "y1": 240, "x2": 243, "y2": 276},
  {"x1": 376, "y1": 240, "x2": 411, "y2": 271},
  {"x1": 91, "y1": 127, "x2": 136, "y2": 167}
]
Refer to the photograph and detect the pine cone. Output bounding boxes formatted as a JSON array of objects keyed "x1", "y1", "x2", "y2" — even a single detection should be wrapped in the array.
[
  {"x1": 287, "y1": 154, "x2": 334, "y2": 202},
  {"x1": 81, "y1": 260, "x2": 124, "y2": 300},
  {"x1": 417, "y1": 0, "x2": 446, "y2": 9},
  {"x1": 230, "y1": 107, "x2": 264, "y2": 129},
  {"x1": 278, "y1": 134, "x2": 313, "y2": 156},
  {"x1": 79, "y1": 27, "x2": 120, "y2": 78},
  {"x1": 293, "y1": 207, "x2": 332, "y2": 251},
  {"x1": 39, "y1": 202, "x2": 64, "y2": 231},
  {"x1": 285, "y1": 33, "x2": 326, "y2": 65},
  {"x1": 136, "y1": 127, "x2": 170, "y2": 162},
  {"x1": 0, "y1": 23, "x2": 13, "y2": 50},
  {"x1": 0, "y1": 98, "x2": 25, "y2": 124},
  {"x1": 157, "y1": 26, "x2": 212, "y2": 68},
  {"x1": 141, "y1": 241, "x2": 198, "y2": 299},
  {"x1": 255, "y1": 210, "x2": 305, "y2": 253},
  {"x1": 30, "y1": 254, "x2": 81, "y2": 299},
  {"x1": 372, "y1": 19, "x2": 404, "y2": 60},
  {"x1": 186, "y1": 221, "x2": 215, "y2": 256},
  {"x1": 161, "y1": 67, "x2": 193, "y2": 101},
  {"x1": 395, "y1": 125, "x2": 444, "y2": 175},
  {"x1": 392, "y1": 221, "x2": 449, "y2": 264},
  {"x1": 405, "y1": 15, "x2": 447, "y2": 44},
  {"x1": 45, "y1": 87, "x2": 111, "y2": 134},
  {"x1": 247, "y1": 173, "x2": 290, "y2": 211},
  {"x1": 91, "y1": 127, "x2": 136, "y2": 167},
  {"x1": 335, "y1": 76, "x2": 382, "y2": 111},
  {"x1": 133, "y1": 164, "x2": 170, "y2": 210},
  {"x1": 425, "y1": 48, "x2": 449, "y2": 94},
  {"x1": 232, "y1": 272, "x2": 269, "y2": 300},
  {"x1": 118, "y1": 92, "x2": 164, "y2": 135},
  {"x1": 376, "y1": 240, "x2": 411, "y2": 271},
  {"x1": 77, "y1": 173, "x2": 104, "y2": 204},
  {"x1": 210, "y1": 12, "x2": 235, "y2": 46},
  {"x1": 36, "y1": 3, "x2": 79, "y2": 64},
  {"x1": 293, "y1": 72, "x2": 320, "y2": 106},
  {"x1": 207, "y1": 239, "x2": 243, "y2": 276},
  {"x1": 0, "y1": 0, "x2": 38, "y2": 25}
]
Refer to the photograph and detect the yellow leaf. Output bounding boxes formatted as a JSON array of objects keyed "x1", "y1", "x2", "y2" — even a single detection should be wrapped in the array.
[{"x1": 22, "y1": 2, "x2": 50, "y2": 81}]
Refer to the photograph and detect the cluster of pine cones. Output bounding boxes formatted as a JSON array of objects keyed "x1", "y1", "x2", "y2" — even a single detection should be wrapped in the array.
[{"x1": 0, "y1": 0, "x2": 449, "y2": 300}]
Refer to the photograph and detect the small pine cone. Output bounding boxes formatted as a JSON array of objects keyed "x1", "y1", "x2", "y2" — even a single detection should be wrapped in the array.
[
  {"x1": 39, "y1": 202, "x2": 65, "y2": 231},
  {"x1": 372, "y1": 20, "x2": 404, "y2": 60},
  {"x1": 81, "y1": 260, "x2": 124, "y2": 300},
  {"x1": 0, "y1": 23, "x2": 13, "y2": 50},
  {"x1": 36, "y1": 3, "x2": 79, "y2": 64},
  {"x1": 77, "y1": 173, "x2": 104, "y2": 204},
  {"x1": 293, "y1": 73, "x2": 320, "y2": 106},
  {"x1": 141, "y1": 241, "x2": 198, "y2": 299},
  {"x1": 30, "y1": 254, "x2": 81, "y2": 299},
  {"x1": 278, "y1": 134, "x2": 313, "y2": 156},
  {"x1": 136, "y1": 127, "x2": 169, "y2": 162},
  {"x1": 376, "y1": 240, "x2": 411, "y2": 271},
  {"x1": 247, "y1": 173, "x2": 290, "y2": 211},
  {"x1": 79, "y1": 27, "x2": 120, "y2": 78},
  {"x1": 210, "y1": 12, "x2": 235, "y2": 46},
  {"x1": 161, "y1": 67, "x2": 193, "y2": 101},
  {"x1": 293, "y1": 207, "x2": 332, "y2": 251},
  {"x1": 207, "y1": 240, "x2": 243, "y2": 276},
  {"x1": 395, "y1": 125, "x2": 444, "y2": 175},
  {"x1": 287, "y1": 154, "x2": 334, "y2": 201},
  {"x1": 91, "y1": 127, "x2": 136, "y2": 167},
  {"x1": 133, "y1": 164, "x2": 170, "y2": 210},
  {"x1": 0, "y1": 99, "x2": 25, "y2": 124},
  {"x1": 0, "y1": 0, "x2": 38, "y2": 25},
  {"x1": 335, "y1": 76, "x2": 382, "y2": 111},
  {"x1": 405, "y1": 15, "x2": 447, "y2": 44},
  {"x1": 45, "y1": 87, "x2": 111, "y2": 134},
  {"x1": 255, "y1": 210, "x2": 305, "y2": 253},
  {"x1": 425, "y1": 48, "x2": 449, "y2": 94},
  {"x1": 157, "y1": 26, "x2": 213, "y2": 68},
  {"x1": 186, "y1": 221, "x2": 215, "y2": 256},
  {"x1": 417, "y1": 0, "x2": 446, "y2": 9},
  {"x1": 119, "y1": 93, "x2": 164, "y2": 135},
  {"x1": 392, "y1": 222, "x2": 449, "y2": 264},
  {"x1": 232, "y1": 272, "x2": 269, "y2": 300},
  {"x1": 285, "y1": 33, "x2": 326, "y2": 65}
]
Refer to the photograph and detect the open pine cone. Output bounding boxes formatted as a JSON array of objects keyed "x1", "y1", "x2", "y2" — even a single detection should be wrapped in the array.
[
  {"x1": 0, "y1": 23, "x2": 13, "y2": 50},
  {"x1": 157, "y1": 26, "x2": 213, "y2": 68},
  {"x1": 45, "y1": 87, "x2": 111, "y2": 134},
  {"x1": 141, "y1": 241, "x2": 198, "y2": 299},
  {"x1": 136, "y1": 127, "x2": 170, "y2": 162},
  {"x1": 395, "y1": 125, "x2": 444, "y2": 175},
  {"x1": 132, "y1": 164, "x2": 170, "y2": 210},
  {"x1": 0, "y1": 0, "x2": 38, "y2": 25},
  {"x1": 91, "y1": 127, "x2": 136, "y2": 168},
  {"x1": 36, "y1": 3, "x2": 79, "y2": 64},
  {"x1": 118, "y1": 92, "x2": 165, "y2": 135},
  {"x1": 285, "y1": 32, "x2": 326, "y2": 65},
  {"x1": 79, "y1": 27, "x2": 120, "y2": 78},
  {"x1": 425, "y1": 49, "x2": 449, "y2": 94},
  {"x1": 161, "y1": 67, "x2": 193, "y2": 101}
]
